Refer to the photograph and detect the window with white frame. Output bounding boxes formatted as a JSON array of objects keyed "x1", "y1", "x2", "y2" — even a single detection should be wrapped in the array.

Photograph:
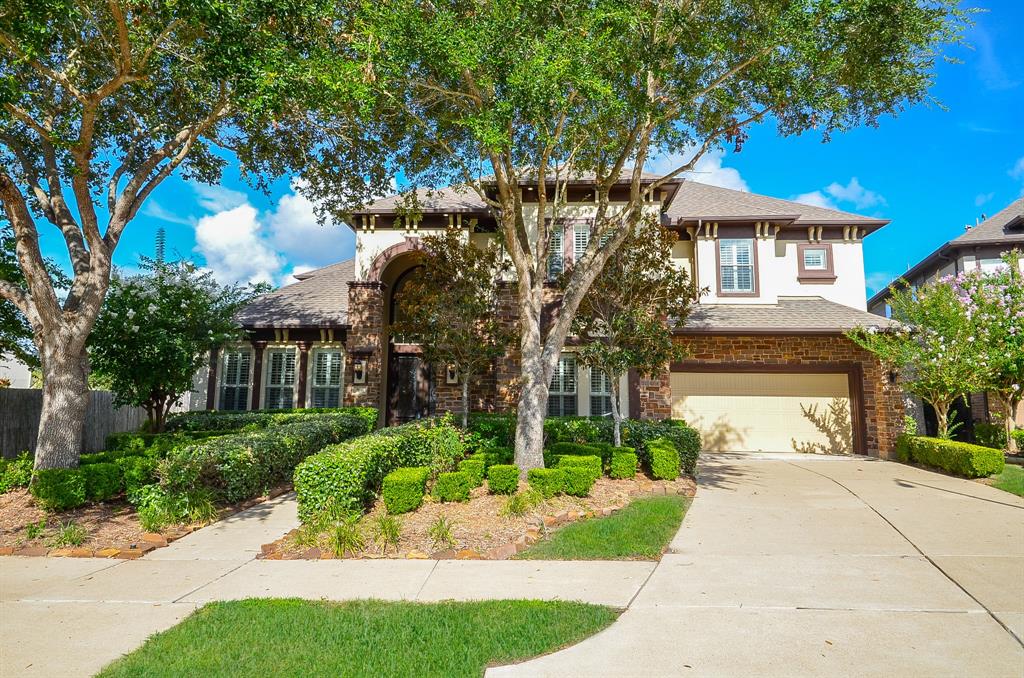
[
  {"x1": 311, "y1": 348, "x2": 344, "y2": 408},
  {"x1": 590, "y1": 368, "x2": 613, "y2": 417},
  {"x1": 573, "y1": 222, "x2": 591, "y2": 263},
  {"x1": 219, "y1": 348, "x2": 251, "y2": 411},
  {"x1": 548, "y1": 354, "x2": 577, "y2": 416},
  {"x1": 719, "y1": 238, "x2": 755, "y2": 293},
  {"x1": 547, "y1": 225, "x2": 564, "y2": 278},
  {"x1": 802, "y1": 247, "x2": 828, "y2": 270},
  {"x1": 264, "y1": 347, "x2": 296, "y2": 410},
  {"x1": 978, "y1": 258, "x2": 1004, "y2": 274}
]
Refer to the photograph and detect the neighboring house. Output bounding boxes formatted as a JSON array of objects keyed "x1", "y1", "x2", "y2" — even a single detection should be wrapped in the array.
[
  {"x1": 868, "y1": 198, "x2": 1024, "y2": 434},
  {"x1": 208, "y1": 174, "x2": 903, "y2": 456},
  {"x1": 0, "y1": 356, "x2": 32, "y2": 388}
]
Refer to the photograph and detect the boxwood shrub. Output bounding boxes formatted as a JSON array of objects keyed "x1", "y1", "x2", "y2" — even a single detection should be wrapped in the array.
[
  {"x1": 30, "y1": 468, "x2": 86, "y2": 510},
  {"x1": 294, "y1": 417, "x2": 464, "y2": 523},
  {"x1": 561, "y1": 466, "x2": 597, "y2": 497},
  {"x1": 487, "y1": 464, "x2": 520, "y2": 495},
  {"x1": 381, "y1": 467, "x2": 430, "y2": 514},
  {"x1": 433, "y1": 471, "x2": 471, "y2": 502},
  {"x1": 162, "y1": 412, "x2": 371, "y2": 505},
  {"x1": 1011, "y1": 429, "x2": 1024, "y2": 451},
  {"x1": 82, "y1": 462, "x2": 122, "y2": 502},
  {"x1": 0, "y1": 452, "x2": 33, "y2": 493},
  {"x1": 895, "y1": 434, "x2": 1005, "y2": 478},
  {"x1": 609, "y1": 449, "x2": 638, "y2": 479},
  {"x1": 165, "y1": 406, "x2": 379, "y2": 433},
  {"x1": 527, "y1": 467, "x2": 565, "y2": 498},
  {"x1": 648, "y1": 438, "x2": 681, "y2": 480},
  {"x1": 458, "y1": 459, "x2": 485, "y2": 487},
  {"x1": 556, "y1": 454, "x2": 602, "y2": 481}
]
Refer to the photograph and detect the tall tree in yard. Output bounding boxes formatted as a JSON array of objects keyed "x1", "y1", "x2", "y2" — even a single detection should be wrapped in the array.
[
  {"x1": 573, "y1": 222, "x2": 696, "y2": 447},
  {"x1": 389, "y1": 227, "x2": 513, "y2": 428},
  {"x1": 0, "y1": 1, "x2": 373, "y2": 468},
  {"x1": 350, "y1": 0, "x2": 967, "y2": 470}
]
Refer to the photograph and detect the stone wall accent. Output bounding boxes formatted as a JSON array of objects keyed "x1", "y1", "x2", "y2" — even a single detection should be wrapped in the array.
[
  {"x1": 345, "y1": 282, "x2": 385, "y2": 408},
  {"x1": 666, "y1": 334, "x2": 904, "y2": 458},
  {"x1": 636, "y1": 370, "x2": 671, "y2": 420}
]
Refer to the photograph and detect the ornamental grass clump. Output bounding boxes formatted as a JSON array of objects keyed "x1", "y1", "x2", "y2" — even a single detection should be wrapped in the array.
[
  {"x1": 372, "y1": 514, "x2": 402, "y2": 554},
  {"x1": 428, "y1": 515, "x2": 456, "y2": 550}
]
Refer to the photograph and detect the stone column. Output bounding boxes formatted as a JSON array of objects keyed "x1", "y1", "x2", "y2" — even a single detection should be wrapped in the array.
[
  {"x1": 346, "y1": 282, "x2": 385, "y2": 408},
  {"x1": 250, "y1": 341, "x2": 266, "y2": 411}
]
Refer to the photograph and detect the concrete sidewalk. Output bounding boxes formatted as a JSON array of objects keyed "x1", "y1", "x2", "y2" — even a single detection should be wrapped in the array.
[{"x1": 490, "y1": 454, "x2": 1024, "y2": 678}]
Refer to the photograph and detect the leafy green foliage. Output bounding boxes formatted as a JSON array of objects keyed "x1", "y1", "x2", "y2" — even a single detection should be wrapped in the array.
[
  {"x1": 557, "y1": 455, "x2": 602, "y2": 481},
  {"x1": 371, "y1": 514, "x2": 402, "y2": 554},
  {"x1": 432, "y1": 471, "x2": 471, "y2": 503},
  {"x1": 134, "y1": 484, "x2": 218, "y2": 533},
  {"x1": 486, "y1": 465, "x2": 520, "y2": 495},
  {"x1": 24, "y1": 518, "x2": 47, "y2": 540},
  {"x1": 0, "y1": 452, "x2": 33, "y2": 492},
  {"x1": 48, "y1": 521, "x2": 87, "y2": 548},
  {"x1": 457, "y1": 459, "x2": 485, "y2": 488},
  {"x1": 428, "y1": 515, "x2": 456, "y2": 551},
  {"x1": 559, "y1": 466, "x2": 597, "y2": 498},
  {"x1": 165, "y1": 408, "x2": 379, "y2": 434},
  {"x1": 527, "y1": 468, "x2": 565, "y2": 499},
  {"x1": 30, "y1": 468, "x2": 86, "y2": 510},
  {"x1": 89, "y1": 262, "x2": 262, "y2": 431},
  {"x1": 81, "y1": 462, "x2": 122, "y2": 502},
  {"x1": 381, "y1": 467, "x2": 429, "y2": 515},
  {"x1": 294, "y1": 418, "x2": 464, "y2": 524},
  {"x1": 648, "y1": 438, "x2": 680, "y2": 480},
  {"x1": 95, "y1": 599, "x2": 619, "y2": 678},
  {"x1": 973, "y1": 422, "x2": 1007, "y2": 450},
  {"x1": 896, "y1": 434, "x2": 1005, "y2": 478},
  {"x1": 609, "y1": 450, "x2": 638, "y2": 480},
  {"x1": 516, "y1": 496, "x2": 689, "y2": 561}
]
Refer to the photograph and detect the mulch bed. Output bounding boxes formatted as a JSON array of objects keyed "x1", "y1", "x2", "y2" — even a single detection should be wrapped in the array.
[
  {"x1": 261, "y1": 475, "x2": 697, "y2": 561},
  {"x1": 0, "y1": 484, "x2": 292, "y2": 558}
]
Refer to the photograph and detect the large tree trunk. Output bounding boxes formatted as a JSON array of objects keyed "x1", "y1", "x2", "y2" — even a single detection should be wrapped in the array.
[
  {"x1": 609, "y1": 376, "x2": 623, "y2": 447},
  {"x1": 932, "y1": 398, "x2": 951, "y2": 440},
  {"x1": 514, "y1": 340, "x2": 549, "y2": 475},
  {"x1": 1001, "y1": 394, "x2": 1020, "y2": 454},
  {"x1": 34, "y1": 344, "x2": 90, "y2": 469},
  {"x1": 460, "y1": 373, "x2": 470, "y2": 430}
]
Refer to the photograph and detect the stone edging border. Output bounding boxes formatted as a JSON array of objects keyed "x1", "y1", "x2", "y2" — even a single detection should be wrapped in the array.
[
  {"x1": 0, "y1": 485, "x2": 292, "y2": 559},
  {"x1": 258, "y1": 480, "x2": 695, "y2": 562}
]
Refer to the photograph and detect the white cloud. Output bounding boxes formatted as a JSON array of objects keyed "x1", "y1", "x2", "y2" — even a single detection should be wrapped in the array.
[
  {"x1": 791, "y1": 191, "x2": 838, "y2": 210},
  {"x1": 190, "y1": 183, "x2": 248, "y2": 212},
  {"x1": 865, "y1": 271, "x2": 895, "y2": 295},
  {"x1": 647, "y1": 147, "x2": 749, "y2": 192},
  {"x1": 142, "y1": 200, "x2": 195, "y2": 226},
  {"x1": 277, "y1": 264, "x2": 315, "y2": 288},
  {"x1": 267, "y1": 179, "x2": 355, "y2": 268},
  {"x1": 194, "y1": 204, "x2": 282, "y2": 286},
  {"x1": 975, "y1": 192, "x2": 995, "y2": 207},
  {"x1": 823, "y1": 177, "x2": 885, "y2": 209}
]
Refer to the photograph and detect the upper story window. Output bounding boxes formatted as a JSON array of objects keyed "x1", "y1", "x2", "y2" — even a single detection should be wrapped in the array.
[
  {"x1": 797, "y1": 243, "x2": 836, "y2": 283},
  {"x1": 547, "y1": 226, "x2": 564, "y2": 279},
  {"x1": 573, "y1": 222, "x2": 591, "y2": 263},
  {"x1": 978, "y1": 257, "x2": 1005, "y2": 274},
  {"x1": 264, "y1": 347, "x2": 296, "y2": 410},
  {"x1": 219, "y1": 347, "x2": 251, "y2": 411},
  {"x1": 719, "y1": 238, "x2": 756, "y2": 294},
  {"x1": 548, "y1": 354, "x2": 577, "y2": 416},
  {"x1": 311, "y1": 348, "x2": 344, "y2": 408}
]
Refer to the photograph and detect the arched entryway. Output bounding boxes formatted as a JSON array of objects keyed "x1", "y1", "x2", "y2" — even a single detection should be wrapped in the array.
[{"x1": 379, "y1": 252, "x2": 436, "y2": 425}]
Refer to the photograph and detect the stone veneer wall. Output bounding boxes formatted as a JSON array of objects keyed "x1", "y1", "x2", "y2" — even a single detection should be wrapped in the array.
[
  {"x1": 667, "y1": 334, "x2": 905, "y2": 458},
  {"x1": 344, "y1": 282, "x2": 385, "y2": 408}
]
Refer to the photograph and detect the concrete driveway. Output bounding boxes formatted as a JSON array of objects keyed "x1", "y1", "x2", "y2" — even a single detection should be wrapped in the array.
[{"x1": 491, "y1": 454, "x2": 1024, "y2": 678}]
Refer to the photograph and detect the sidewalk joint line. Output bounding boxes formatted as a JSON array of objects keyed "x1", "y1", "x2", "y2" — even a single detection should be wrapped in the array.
[
  {"x1": 413, "y1": 559, "x2": 440, "y2": 601},
  {"x1": 788, "y1": 461, "x2": 1024, "y2": 649},
  {"x1": 171, "y1": 558, "x2": 253, "y2": 604}
]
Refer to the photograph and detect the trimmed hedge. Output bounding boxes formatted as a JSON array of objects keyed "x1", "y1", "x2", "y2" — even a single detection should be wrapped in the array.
[
  {"x1": 294, "y1": 418, "x2": 464, "y2": 523},
  {"x1": 117, "y1": 455, "x2": 158, "y2": 501},
  {"x1": 163, "y1": 412, "x2": 372, "y2": 505},
  {"x1": 433, "y1": 471, "x2": 472, "y2": 502},
  {"x1": 82, "y1": 462, "x2": 122, "y2": 502},
  {"x1": 165, "y1": 407, "x2": 379, "y2": 433},
  {"x1": 487, "y1": 464, "x2": 520, "y2": 495},
  {"x1": 381, "y1": 467, "x2": 429, "y2": 514},
  {"x1": 896, "y1": 434, "x2": 1005, "y2": 478},
  {"x1": 648, "y1": 438, "x2": 681, "y2": 480},
  {"x1": 556, "y1": 455, "x2": 602, "y2": 481},
  {"x1": 458, "y1": 459, "x2": 485, "y2": 487},
  {"x1": 561, "y1": 466, "x2": 597, "y2": 497},
  {"x1": 30, "y1": 468, "x2": 86, "y2": 510},
  {"x1": 0, "y1": 452, "x2": 33, "y2": 493},
  {"x1": 527, "y1": 468, "x2": 565, "y2": 498},
  {"x1": 609, "y1": 449, "x2": 638, "y2": 479},
  {"x1": 104, "y1": 430, "x2": 227, "y2": 457}
]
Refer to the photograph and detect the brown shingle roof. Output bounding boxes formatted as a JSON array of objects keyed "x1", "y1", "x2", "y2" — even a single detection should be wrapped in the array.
[
  {"x1": 952, "y1": 197, "x2": 1024, "y2": 245},
  {"x1": 666, "y1": 181, "x2": 887, "y2": 226},
  {"x1": 678, "y1": 297, "x2": 894, "y2": 334},
  {"x1": 236, "y1": 259, "x2": 354, "y2": 329}
]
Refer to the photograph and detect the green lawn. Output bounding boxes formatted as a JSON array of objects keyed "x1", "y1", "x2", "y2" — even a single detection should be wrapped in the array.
[
  {"x1": 991, "y1": 465, "x2": 1024, "y2": 497},
  {"x1": 516, "y1": 495, "x2": 689, "y2": 560},
  {"x1": 96, "y1": 599, "x2": 618, "y2": 678}
]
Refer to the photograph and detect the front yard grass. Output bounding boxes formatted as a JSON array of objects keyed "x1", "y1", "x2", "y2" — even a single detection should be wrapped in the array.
[
  {"x1": 515, "y1": 495, "x2": 689, "y2": 560},
  {"x1": 990, "y1": 465, "x2": 1024, "y2": 497},
  {"x1": 97, "y1": 599, "x2": 618, "y2": 678}
]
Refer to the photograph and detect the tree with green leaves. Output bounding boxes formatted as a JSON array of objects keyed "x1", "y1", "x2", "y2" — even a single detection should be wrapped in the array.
[
  {"x1": 89, "y1": 260, "x2": 263, "y2": 432},
  {"x1": 0, "y1": 1, "x2": 373, "y2": 468},
  {"x1": 573, "y1": 223, "x2": 696, "y2": 447},
  {"x1": 389, "y1": 228, "x2": 514, "y2": 428},
  {"x1": 849, "y1": 280, "x2": 982, "y2": 439},
  {"x1": 349, "y1": 0, "x2": 967, "y2": 469}
]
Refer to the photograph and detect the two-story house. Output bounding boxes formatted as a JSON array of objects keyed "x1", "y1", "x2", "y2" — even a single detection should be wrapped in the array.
[
  {"x1": 868, "y1": 197, "x2": 1024, "y2": 434},
  {"x1": 203, "y1": 174, "x2": 903, "y2": 457}
]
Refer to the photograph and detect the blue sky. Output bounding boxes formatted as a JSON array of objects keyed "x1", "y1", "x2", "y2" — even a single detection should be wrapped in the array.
[{"x1": 37, "y1": 1, "x2": 1024, "y2": 297}]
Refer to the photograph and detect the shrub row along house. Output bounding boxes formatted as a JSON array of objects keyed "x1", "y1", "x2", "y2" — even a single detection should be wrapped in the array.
[
  {"x1": 200, "y1": 174, "x2": 902, "y2": 456},
  {"x1": 868, "y1": 197, "x2": 1024, "y2": 437}
]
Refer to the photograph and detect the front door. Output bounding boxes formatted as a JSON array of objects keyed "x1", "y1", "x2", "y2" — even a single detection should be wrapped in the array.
[{"x1": 387, "y1": 352, "x2": 434, "y2": 425}]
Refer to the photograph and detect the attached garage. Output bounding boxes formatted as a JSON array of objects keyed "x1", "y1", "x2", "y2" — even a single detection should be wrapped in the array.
[{"x1": 670, "y1": 368, "x2": 859, "y2": 454}]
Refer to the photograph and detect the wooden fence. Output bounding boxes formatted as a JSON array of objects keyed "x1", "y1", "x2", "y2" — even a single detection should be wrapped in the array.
[{"x1": 0, "y1": 389, "x2": 147, "y2": 459}]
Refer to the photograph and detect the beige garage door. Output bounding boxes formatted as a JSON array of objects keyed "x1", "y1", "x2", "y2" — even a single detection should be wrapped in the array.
[{"x1": 670, "y1": 372, "x2": 853, "y2": 453}]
